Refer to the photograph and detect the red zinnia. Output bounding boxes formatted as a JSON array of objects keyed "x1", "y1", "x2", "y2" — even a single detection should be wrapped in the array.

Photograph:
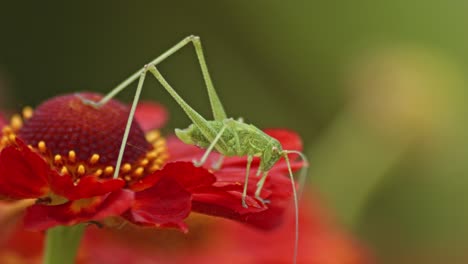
[{"x1": 0, "y1": 92, "x2": 303, "y2": 232}]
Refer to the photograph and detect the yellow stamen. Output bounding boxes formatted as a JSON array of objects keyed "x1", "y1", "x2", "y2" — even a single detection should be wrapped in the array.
[
  {"x1": 133, "y1": 167, "x2": 144, "y2": 177},
  {"x1": 61, "y1": 166, "x2": 69, "y2": 175},
  {"x1": 145, "y1": 131, "x2": 161, "y2": 142},
  {"x1": 121, "y1": 163, "x2": 132, "y2": 173},
  {"x1": 54, "y1": 154, "x2": 62, "y2": 165},
  {"x1": 89, "y1": 154, "x2": 100, "y2": 165},
  {"x1": 155, "y1": 158, "x2": 165, "y2": 165},
  {"x1": 156, "y1": 147, "x2": 166, "y2": 156},
  {"x1": 155, "y1": 139, "x2": 166, "y2": 147},
  {"x1": 8, "y1": 134, "x2": 16, "y2": 143},
  {"x1": 149, "y1": 164, "x2": 161, "y2": 173},
  {"x1": 10, "y1": 114, "x2": 23, "y2": 130},
  {"x1": 77, "y1": 164, "x2": 86, "y2": 175},
  {"x1": 139, "y1": 158, "x2": 149, "y2": 166},
  {"x1": 147, "y1": 150, "x2": 158, "y2": 159},
  {"x1": 68, "y1": 150, "x2": 76, "y2": 163},
  {"x1": 104, "y1": 166, "x2": 114, "y2": 176},
  {"x1": 22, "y1": 106, "x2": 33, "y2": 119},
  {"x1": 38, "y1": 141, "x2": 47, "y2": 153}
]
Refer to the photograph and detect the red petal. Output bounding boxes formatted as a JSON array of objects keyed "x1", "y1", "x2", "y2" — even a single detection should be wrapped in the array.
[
  {"x1": 191, "y1": 174, "x2": 292, "y2": 230},
  {"x1": 130, "y1": 162, "x2": 216, "y2": 192},
  {"x1": 23, "y1": 189, "x2": 134, "y2": 230},
  {"x1": 193, "y1": 186, "x2": 290, "y2": 230},
  {"x1": 192, "y1": 187, "x2": 266, "y2": 214},
  {"x1": 125, "y1": 176, "x2": 191, "y2": 229},
  {"x1": 135, "y1": 102, "x2": 168, "y2": 132},
  {"x1": 50, "y1": 174, "x2": 126, "y2": 200},
  {"x1": 0, "y1": 140, "x2": 51, "y2": 199}
]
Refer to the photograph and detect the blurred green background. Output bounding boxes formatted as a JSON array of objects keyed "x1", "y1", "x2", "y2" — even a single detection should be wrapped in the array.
[{"x1": 1, "y1": 1, "x2": 467, "y2": 263}]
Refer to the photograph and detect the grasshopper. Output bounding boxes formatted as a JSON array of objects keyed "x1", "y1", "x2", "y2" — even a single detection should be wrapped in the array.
[{"x1": 81, "y1": 36, "x2": 308, "y2": 263}]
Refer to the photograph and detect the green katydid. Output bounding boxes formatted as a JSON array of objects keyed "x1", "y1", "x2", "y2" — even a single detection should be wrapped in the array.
[{"x1": 80, "y1": 35, "x2": 308, "y2": 263}]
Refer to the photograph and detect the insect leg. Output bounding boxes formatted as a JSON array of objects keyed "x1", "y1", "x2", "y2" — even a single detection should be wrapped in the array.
[
  {"x1": 113, "y1": 67, "x2": 148, "y2": 179},
  {"x1": 254, "y1": 171, "x2": 271, "y2": 205},
  {"x1": 191, "y1": 37, "x2": 227, "y2": 121},
  {"x1": 82, "y1": 35, "x2": 217, "y2": 108},
  {"x1": 242, "y1": 155, "x2": 254, "y2": 208},
  {"x1": 193, "y1": 124, "x2": 227, "y2": 167},
  {"x1": 147, "y1": 65, "x2": 228, "y2": 152}
]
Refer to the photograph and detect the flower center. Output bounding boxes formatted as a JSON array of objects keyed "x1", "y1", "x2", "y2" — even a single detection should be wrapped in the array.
[{"x1": 1, "y1": 93, "x2": 168, "y2": 183}]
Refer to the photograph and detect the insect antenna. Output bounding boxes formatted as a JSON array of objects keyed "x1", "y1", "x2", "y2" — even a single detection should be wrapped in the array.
[
  {"x1": 282, "y1": 150, "x2": 309, "y2": 264},
  {"x1": 284, "y1": 150, "x2": 309, "y2": 198}
]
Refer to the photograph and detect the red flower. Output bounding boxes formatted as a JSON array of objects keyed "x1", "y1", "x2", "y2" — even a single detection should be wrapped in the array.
[{"x1": 0, "y1": 93, "x2": 302, "y2": 232}]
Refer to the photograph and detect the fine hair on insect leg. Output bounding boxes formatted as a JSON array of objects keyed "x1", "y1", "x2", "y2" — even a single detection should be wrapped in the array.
[{"x1": 79, "y1": 35, "x2": 309, "y2": 264}]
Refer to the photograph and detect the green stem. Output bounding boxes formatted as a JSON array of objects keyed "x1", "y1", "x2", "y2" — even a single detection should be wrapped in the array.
[{"x1": 43, "y1": 224, "x2": 85, "y2": 264}]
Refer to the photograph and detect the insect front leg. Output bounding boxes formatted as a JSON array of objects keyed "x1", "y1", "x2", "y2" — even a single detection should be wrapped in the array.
[
  {"x1": 193, "y1": 124, "x2": 227, "y2": 167},
  {"x1": 254, "y1": 171, "x2": 271, "y2": 205}
]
